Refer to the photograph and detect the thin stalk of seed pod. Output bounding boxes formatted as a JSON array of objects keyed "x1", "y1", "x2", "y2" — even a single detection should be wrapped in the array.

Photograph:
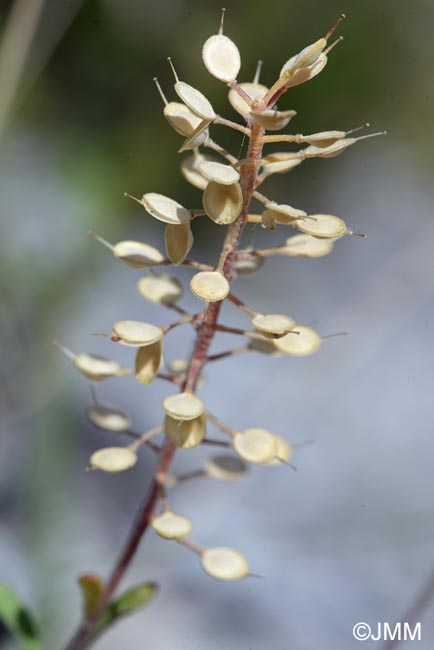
[
  {"x1": 129, "y1": 425, "x2": 164, "y2": 453},
  {"x1": 177, "y1": 538, "x2": 204, "y2": 555},
  {"x1": 252, "y1": 189, "x2": 272, "y2": 205},
  {"x1": 244, "y1": 214, "x2": 263, "y2": 223},
  {"x1": 226, "y1": 80, "x2": 254, "y2": 107},
  {"x1": 214, "y1": 323, "x2": 271, "y2": 341},
  {"x1": 156, "y1": 372, "x2": 182, "y2": 385},
  {"x1": 206, "y1": 344, "x2": 250, "y2": 362},
  {"x1": 206, "y1": 411, "x2": 236, "y2": 438},
  {"x1": 171, "y1": 468, "x2": 207, "y2": 483},
  {"x1": 163, "y1": 313, "x2": 203, "y2": 334},
  {"x1": 63, "y1": 106, "x2": 266, "y2": 650},
  {"x1": 200, "y1": 438, "x2": 232, "y2": 448},
  {"x1": 206, "y1": 137, "x2": 238, "y2": 165},
  {"x1": 215, "y1": 115, "x2": 251, "y2": 136},
  {"x1": 226, "y1": 292, "x2": 257, "y2": 316}
]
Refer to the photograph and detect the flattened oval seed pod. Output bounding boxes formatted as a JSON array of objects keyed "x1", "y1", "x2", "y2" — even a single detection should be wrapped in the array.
[
  {"x1": 202, "y1": 34, "x2": 241, "y2": 82},
  {"x1": 152, "y1": 511, "x2": 193, "y2": 539},
  {"x1": 203, "y1": 181, "x2": 242, "y2": 225},
  {"x1": 163, "y1": 392, "x2": 204, "y2": 421},
  {"x1": 197, "y1": 160, "x2": 240, "y2": 185},
  {"x1": 250, "y1": 109, "x2": 297, "y2": 131},
  {"x1": 165, "y1": 222, "x2": 193, "y2": 265},
  {"x1": 141, "y1": 193, "x2": 190, "y2": 225},
  {"x1": 165, "y1": 413, "x2": 206, "y2": 448},
  {"x1": 295, "y1": 214, "x2": 347, "y2": 238},
  {"x1": 174, "y1": 81, "x2": 215, "y2": 120},
  {"x1": 261, "y1": 157, "x2": 302, "y2": 175},
  {"x1": 163, "y1": 101, "x2": 203, "y2": 136},
  {"x1": 283, "y1": 234, "x2": 334, "y2": 258},
  {"x1": 74, "y1": 354, "x2": 126, "y2": 381},
  {"x1": 274, "y1": 325, "x2": 321, "y2": 356},
  {"x1": 252, "y1": 313, "x2": 296, "y2": 339},
  {"x1": 201, "y1": 547, "x2": 249, "y2": 581},
  {"x1": 232, "y1": 253, "x2": 264, "y2": 278},
  {"x1": 249, "y1": 337, "x2": 281, "y2": 356},
  {"x1": 137, "y1": 274, "x2": 183, "y2": 305},
  {"x1": 280, "y1": 38, "x2": 326, "y2": 78},
  {"x1": 87, "y1": 406, "x2": 130, "y2": 432},
  {"x1": 228, "y1": 82, "x2": 268, "y2": 121},
  {"x1": 302, "y1": 130, "x2": 346, "y2": 148},
  {"x1": 135, "y1": 340, "x2": 163, "y2": 384},
  {"x1": 205, "y1": 454, "x2": 247, "y2": 480},
  {"x1": 281, "y1": 53, "x2": 328, "y2": 90},
  {"x1": 181, "y1": 153, "x2": 217, "y2": 190},
  {"x1": 89, "y1": 447, "x2": 137, "y2": 473},
  {"x1": 267, "y1": 436, "x2": 293, "y2": 466},
  {"x1": 233, "y1": 428, "x2": 277, "y2": 463},
  {"x1": 264, "y1": 202, "x2": 307, "y2": 223},
  {"x1": 190, "y1": 271, "x2": 230, "y2": 303},
  {"x1": 112, "y1": 241, "x2": 164, "y2": 268},
  {"x1": 178, "y1": 118, "x2": 212, "y2": 153},
  {"x1": 113, "y1": 320, "x2": 163, "y2": 347}
]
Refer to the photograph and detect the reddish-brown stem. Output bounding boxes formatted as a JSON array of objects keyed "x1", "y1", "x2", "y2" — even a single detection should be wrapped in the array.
[{"x1": 64, "y1": 116, "x2": 265, "y2": 650}]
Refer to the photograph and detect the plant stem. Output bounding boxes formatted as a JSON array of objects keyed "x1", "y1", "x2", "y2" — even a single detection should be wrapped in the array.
[{"x1": 64, "y1": 119, "x2": 265, "y2": 650}]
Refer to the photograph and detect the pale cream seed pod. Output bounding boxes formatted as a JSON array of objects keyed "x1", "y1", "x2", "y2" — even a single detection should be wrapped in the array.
[
  {"x1": 249, "y1": 337, "x2": 282, "y2": 356},
  {"x1": 137, "y1": 274, "x2": 183, "y2": 305},
  {"x1": 201, "y1": 547, "x2": 249, "y2": 581},
  {"x1": 295, "y1": 214, "x2": 347, "y2": 238},
  {"x1": 283, "y1": 233, "x2": 335, "y2": 258},
  {"x1": 165, "y1": 222, "x2": 193, "y2": 265},
  {"x1": 164, "y1": 413, "x2": 206, "y2": 448},
  {"x1": 112, "y1": 320, "x2": 163, "y2": 347},
  {"x1": 250, "y1": 108, "x2": 297, "y2": 131},
  {"x1": 74, "y1": 354, "x2": 129, "y2": 381},
  {"x1": 178, "y1": 118, "x2": 212, "y2": 153},
  {"x1": 190, "y1": 271, "x2": 230, "y2": 303},
  {"x1": 168, "y1": 58, "x2": 215, "y2": 120},
  {"x1": 267, "y1": 436, "x2": 293, "y2": 466},
  {"x1": 261, "y1": 156, "x2": 302, "y2": 175},
  {"x1": 228, "y1": 82, "x2": 268, "y2": 122},
  {"x1": 89, "y1": 233, "x2": 164, "y2": 268},
  {"x1": 166, "y1": 359, "x2": 205, "y2": 388},
  {"x1": 197, "y1": 160, "x2": 240, "y2": 185},
  {"x1": 180, "y1": 152, "x2": 217, "y2": 190},
  {"x1": 280, "y1": 38, "x2": 326, "y2": 78},
  {"x1": 141, "y1": 193, "x2": 191, "y2": 225},
  {"x1": 153, "y1": 77, "x2": 204, "y2": 137},
  {"x1": 280, "y1": 53, "x2": 328, "y2": 91},
  {"x1": 233, "y1": 428, "x2": 277, "y2": 463},
  {"x1": 202, "y1": 9, "x2": 241, "y2": 83},
  {"x1": 151, "y1": 511, "x2": 193, "y2": 540},
  {"x1": 231, "y1": 252, "x2": 264, "y2": 278},
  {"x1": 89, "y1": 447, "x2": 137, "y2": 473},
  {"x1": 135, "y1": 340, "x2": 163, "y2": 385},
  {"x1": 203, "y1": 181, "x2": 242, "y2": 225},
  {"x1": 252, "y1": 313, "x2": 296, "y2": 339},
  {"x1": 87, "y1": 406, "x2": 130, "y2": 432},
  {"x1": 205, "y1": 454, "x2": 247, "y2": 481},
  {"x1": 264, "y1": 202, "x2": 307, "y2": 224},
  {"x1": 163, "y1": 392, "x2": 205, "y2": 421},
  {"x1": 274, "y1": 325, "x2": 321, "y2": 356}
]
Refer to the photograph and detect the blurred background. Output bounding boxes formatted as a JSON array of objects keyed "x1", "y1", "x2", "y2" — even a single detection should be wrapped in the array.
[{"x1": 1, "y1": 0, "x2": 434, "y2": 647}]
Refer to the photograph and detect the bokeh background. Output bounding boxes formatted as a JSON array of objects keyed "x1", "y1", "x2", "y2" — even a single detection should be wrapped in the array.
[{"x1": 1, "y1": 0, "x2": 434, "y2": 648}]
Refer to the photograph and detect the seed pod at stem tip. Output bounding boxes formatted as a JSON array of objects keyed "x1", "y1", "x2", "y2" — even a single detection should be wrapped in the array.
[{"x1": 202, "y1": 7, "x2": 241, "y2": 82}]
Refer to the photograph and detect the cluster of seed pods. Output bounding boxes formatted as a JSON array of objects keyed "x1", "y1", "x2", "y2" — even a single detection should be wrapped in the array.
[{"x1": 56, "y1": 10, "x2": 381, "y2": 582}]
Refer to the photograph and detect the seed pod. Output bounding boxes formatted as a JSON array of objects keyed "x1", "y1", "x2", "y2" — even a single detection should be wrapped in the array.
[
  {"x1": 165, "y1": 222, "x2": 193, "y2": 265},
  {"x1": 264, "y1": 202, "x2": 307, "y2": 224},
  {"x1": 181, "y1": 153, "x2": 217, "y2": 190},
  {"x1": 252, "y1": 314, "x2": 296, "y2": 339},
  {"x1": 205, "y1": 454, "x2": 247, "y2": 481},
  {"x1": 74, "y1": 354, "x2": 128, "y2": 381},
  {"x1": 167, "y1": 359, "x2": 205, "y2": 388},
  {"x1": 280, "y1": 53, "x2": 328, "y2": 90},
  {"x1": 262, "y1": 210, "x2": 276, "y2": 230},
  {"x1": 168, "y1": 57, "x2": 216, "y2": 120},
  {"x1": 89, "y1": 447, "x2": 137, "y2": 473},
  {"x1": 163, "y1": 101, "x2": 204, "y2": 136},
  {"x1": 296, "y1": 214, "x2": 347, "y2": 238},
  {"x1": 301, "y1": 130, "x2": 346, "y2": 148},
  {"x1": 163, "y1": 392, "x2": 204, "y2": 421},
  {"x1": 151, "y1": 511, "x2": 193, "y2": 539},
  {"x1": 202, "y1": 36, "x2": 241, "y2": 83},
  {"x1": 267, "y1": 436, "x2": 293, "y2": 466},
  {"x1": 302, "y1": 138, "x2": 360, "y2": 159},
  {"x1": 190, "y1": 271, "x2": 230, "y2": 303},
  {"x1": 261, "y1": 155, "x2": 302, "y2": 175},
  {"x1": 203, "y1": 181, "x2": 242, "y2": 225},
  {"x1": 249, "y1": 337, "x2": 281, "y2": 356},
  {"x1": 178, "y1": 118, "x2": 212, "y2": 152},
  {"x1": 137, "y1": 274, "x2": 183, "y2": 305},
  {"x1": 274, "y1": 325, "x2": 321, "y2": 356},
  {"x1": 250, "y1": 109, "x2": 296, "y2": 131},
  {"x1": 164, "y1": 413, "x2": 206, "y2": 448},
  {"x1": 197, "y1": 160, "x2": 240, "y2": 185},
  {"x1": 228, "y1": 82, "x2": 268, "y2": 121},
  {"x1": 280, "y1": 38, "x2": 326, "y2": 78},
  {"x1": 233, "y1": 428, "x2": 277, "y2": 463},
  {"x1": 87, "y1": 406, "x2": 130, "y2": 432},
  {"x1": 113, "y1": 320, "x2": 163, "y2": 347},
  {"x1": 135, "y1": 340, "x2": 163, "y2": 384},
  {"x1": 141, "y1": 193, "x2": 190, "y2": 225},
  {"x1": 283, "y1": 233, "x2": 334, "y2": 258},
  {"x1": 110, "y1": 240, "x2": 164, "y2": 268},
  {"x1": 201, "y1": 547, "x2": 249, "y2": 581},
  {"x1": 232, "y1": 252, "x2": 264, "y2": 278}
]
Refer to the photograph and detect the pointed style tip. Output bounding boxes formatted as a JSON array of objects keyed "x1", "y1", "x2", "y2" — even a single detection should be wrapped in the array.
[{"x1": 325, "y1": 13, "x2": 346, "y2": 41}]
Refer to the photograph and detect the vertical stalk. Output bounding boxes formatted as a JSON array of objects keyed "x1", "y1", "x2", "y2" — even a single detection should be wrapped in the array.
[{"x1": 64, "y1": 121, "x2": 265, "y2": 650}]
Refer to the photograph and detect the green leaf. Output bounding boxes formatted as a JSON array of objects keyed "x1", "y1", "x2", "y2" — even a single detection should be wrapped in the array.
[
  {"x1": 91, "y1": 582, "x2": 157, "y2": 642},
  {"x1": 0, "y1": 583, "x2": 40, "y2": 650}
]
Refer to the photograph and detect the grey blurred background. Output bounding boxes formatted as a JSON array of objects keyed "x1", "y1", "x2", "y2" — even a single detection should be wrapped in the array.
[{"x1": 1, "y1": 0, "x2": 434, "y2": 647}]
